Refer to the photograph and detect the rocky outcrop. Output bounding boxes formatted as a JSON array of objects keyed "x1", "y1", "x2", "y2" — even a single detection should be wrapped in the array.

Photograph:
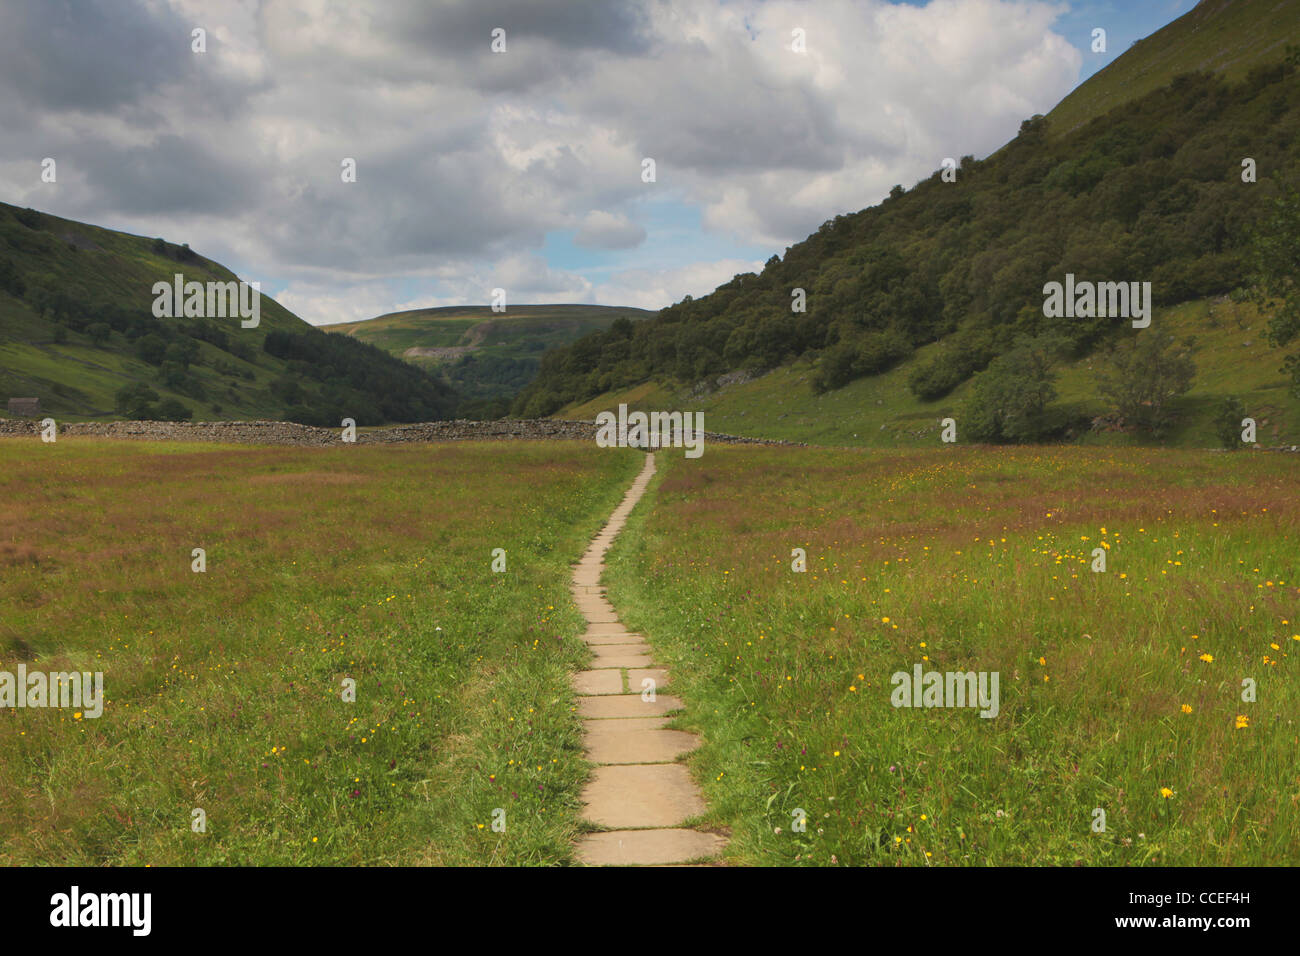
[{"x1": 0, "y1": 417, "x2": 802, "y2": 447}]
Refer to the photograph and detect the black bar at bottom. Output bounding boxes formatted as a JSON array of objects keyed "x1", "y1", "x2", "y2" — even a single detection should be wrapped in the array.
[{"x1": 2, "y1": 865, "x2": 1270, "y2": 943}]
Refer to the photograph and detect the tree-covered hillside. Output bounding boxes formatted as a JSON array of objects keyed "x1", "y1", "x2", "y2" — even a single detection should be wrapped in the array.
[{"x1": 514, "y1": 52, "x2": 1300, "y2": 422}]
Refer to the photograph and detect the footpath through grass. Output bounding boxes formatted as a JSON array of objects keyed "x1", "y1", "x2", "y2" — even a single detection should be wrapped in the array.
[
  {"x1": 604, "y1": 444, "x2": 1300, "y2": 865},
  {"x1": 0, "y1": 438, "x2": 642, "y2": 865}
]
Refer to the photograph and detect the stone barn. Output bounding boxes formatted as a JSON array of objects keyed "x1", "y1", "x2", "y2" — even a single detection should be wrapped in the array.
[{"x1": 6, "y1": 398, "x2": 40, "y2": 417}]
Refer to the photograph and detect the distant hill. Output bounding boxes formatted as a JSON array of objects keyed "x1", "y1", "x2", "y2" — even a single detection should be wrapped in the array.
[
  {"x1": 0, "y1": 201, "x2": 456, "y2": 424},
  {"x1": 328, "y1": 304, "x2": 652, "y2": 416},
  {"x1": 515, "y1": 0, "x2": 1300, "y2": 447}
]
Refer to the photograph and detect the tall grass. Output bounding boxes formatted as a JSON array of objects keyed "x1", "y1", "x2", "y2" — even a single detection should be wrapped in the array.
[
  {"x1": 605, "y1": 445, "x2": 1300, "y2": 865},
  {"x1": 0, "y1": 438, "x2": 642, "y2": 864}
]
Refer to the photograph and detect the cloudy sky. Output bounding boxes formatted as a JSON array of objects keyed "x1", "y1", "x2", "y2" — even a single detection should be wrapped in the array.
[{"x1": 0, "y1": 0, "x2": 1193, "y2": 325}]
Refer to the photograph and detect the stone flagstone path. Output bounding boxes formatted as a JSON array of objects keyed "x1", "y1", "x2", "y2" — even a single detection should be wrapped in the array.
[{"x1": 571, "y1": 453, "x2": 727, "y2": 866}]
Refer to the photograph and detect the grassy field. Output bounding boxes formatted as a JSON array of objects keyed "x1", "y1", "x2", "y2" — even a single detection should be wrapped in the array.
[
  {"x1": 0, "y1": 438, "x2": 643, "y2": 865},
  {"x1": 5, "y1": 436, "x2": 1295, "y2": 867},
  {"x1": 559, "y1": 297, "x2": 1300, "y2": 449},
  {"x1": 603, "y1": 444, "x2": 1300, "y2": 865}
]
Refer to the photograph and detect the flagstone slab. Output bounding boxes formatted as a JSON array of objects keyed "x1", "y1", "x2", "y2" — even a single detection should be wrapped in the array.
[
  {"x1": 579, "y1": 694, "x2": 683, "y2": 719},
  {"x1": 582, "y1": 716, "x2": 670, "y2": 734},
  {"x1": 626, "y1": 668, "x2": 670, "y2": 691},
  {"x1": 585, "y1": 621, "x2": 636, "y2": 636},
  {"x1": 580, "y1": 764, "x2": 706, "y2": 828},
  {"x1": 588, "y1": 650, "x2": 652, "y2": 668},
  {"x1": 583, "y1": 727, "x2": 699, "y2": 764},
  {"x1": 583, "y1": 630, "x2": 643, "y2": 645},
  {"x1": 575, "y1": 829, "x2": 726, "y2": 866},
  {"x1": 588, "y1": 642, "x2": 646, "y2": 660},
  {"x1": 572, "y1": 670, "x2": 624, "y2": 696}
]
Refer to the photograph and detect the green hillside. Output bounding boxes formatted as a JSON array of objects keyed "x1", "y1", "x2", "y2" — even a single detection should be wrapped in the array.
[
  {"x1": 0, "y1": 202, "x2": 456, "y2": 424},
  {"x1": 558, "y1": 296, "x2": 1300, "y2": 447},
  {"x1": 1047, "y1": 0, "x2": 1300, "y2": 136},
  {"x1": 518, "y1": 0, "x2": 1300, "y2": 448},
  {"x1": 328, "y1": 304, "x2": 652, "y2": 416}
]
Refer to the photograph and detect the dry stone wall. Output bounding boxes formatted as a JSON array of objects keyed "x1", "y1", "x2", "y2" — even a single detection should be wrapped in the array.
[{"x1": 0, "y1": 417, "x2": 802, "y2": 447}]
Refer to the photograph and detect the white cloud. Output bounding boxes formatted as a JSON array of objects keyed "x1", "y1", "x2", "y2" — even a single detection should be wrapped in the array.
[
  {"x1": 0, "y1": 0, "x2": 1085, "y2": 320},
  {"x1": 273, "y1": 283, "x2": 433, "y2": 328},
  {"x1": 632, "y1": 0, "x2": 1082, "y2": 245},
  {"x1": 574, "y1": 210, "x2": 646, "y2": 250},
  {"x1": 487, "y1": 253, "x2": 590, "y2": 299},
  {"x1": 592, "y1": 258, "x2": 767, "y2": 311}
]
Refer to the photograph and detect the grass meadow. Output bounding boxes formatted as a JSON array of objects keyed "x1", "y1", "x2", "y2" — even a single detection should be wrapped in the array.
[
  {"x1": 0, "y1": 437, "x2": 642, "y2": 865},
  {"x1": 3, "y1": 435, "x2": 1296, "y2": 867},
  {"x1": 604, "y1": 444, "x2": 1300, "y2": 865}
]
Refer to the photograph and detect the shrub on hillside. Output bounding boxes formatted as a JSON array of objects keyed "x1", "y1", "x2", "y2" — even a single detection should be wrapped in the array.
[
  {"x1": 962, "y1": 342, "x2": 1059, "y2": 443},
  {"x1": 1099, "y1": 330, "x2": 1197, "y2": 438},
  {"x1": 115, "y1": 383, "x2": 160, "y2": 419},
  {"x1": 906, "y1": 333, "x2": 998, "y2": 401},
  {"x1": 153, "y1": 398, "x2": 193, "y2": 421},
  {"x1": 136, "y1": 334, "x2": 168, "y2": 365},
  {"x1": 159, "y1": 361, "x2": 188, "y2": 390},
  {"x1": 1248, "y1": 182, "x2": 1300, "y2": 395},
  {"x1": 164, "y1": 338, "x2": 200, "y2": 368},
  {"x1": 0, "y1": 257, "x2": 25, "y2": 297},
  {"x1": 1213, "y1": 395, "x2": 1249, "y2": 449},
  {"x1": 812, "y1": 330, "x2": 913, "y2": 393}
]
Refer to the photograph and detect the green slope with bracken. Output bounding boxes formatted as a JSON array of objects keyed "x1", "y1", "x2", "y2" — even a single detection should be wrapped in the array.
[
  {"x1": 0, "y1": 201, "x2": 455, "y2": 424},
  {"x1": 1046, "y1": 0, "x2": 1300, "y2": 136}
]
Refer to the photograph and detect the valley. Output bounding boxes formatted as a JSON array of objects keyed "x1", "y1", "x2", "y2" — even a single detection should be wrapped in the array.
[{"x1": 1, "y1": 0, "x2": 1298, "y2": 884}]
